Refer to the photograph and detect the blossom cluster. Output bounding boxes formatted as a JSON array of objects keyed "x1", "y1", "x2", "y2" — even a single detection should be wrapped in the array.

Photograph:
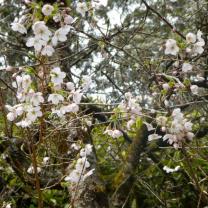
[
  {"x1": 7, "y1": 2, "x2": 93, "y2": 127},
  {"x1": 26, "y1": 156, "x2": 50, "y2": 175},
  {"x1": 185, "y1": 31, "x2": 205, "y2": 56},
  {"x1": 75, "y1": 1, "x2": 108, "y2": 17},
  {"x1": 5, "y1": 67, "x2": 91, "y2": 127},
  {"x1": 65, "y1": 144, "x2": 95, "y2": 183},
  {"x1": 104, "y1": 92, "x2": 142, "y2": 139},
  {"x1": 12, "y1": 0, "x2": 108, "y2": 52},
  {"x1": 11, "y1": 3, "x2": 75, "y2": 57},
  {"x1": 165, "y1": 30, "x2": 205, "y2": 56},
  {"x1": 119, "y1": 92, "x2": 142, "y2": 130},
  {"x1": 25, "y1": 20, "x2": 72, "y2": 56},
  {"x1": 161, "y1": 72, "x2": 200, "y2": 96},
  {"x1": 50, "y1": 73, "x2": 92, "y2": 118},
  {"x1": 104, "y1": 129, "x2": 123, "y2": 138},
  {"x1": 6, "y1": 74, "x2": 44, "y2": 127},
  {"x1": 149, "y1": 108, "x2": 194, "y2": 149},
  {"x1": 162, "y1": 31, "x2": 205, "y2": 97}
]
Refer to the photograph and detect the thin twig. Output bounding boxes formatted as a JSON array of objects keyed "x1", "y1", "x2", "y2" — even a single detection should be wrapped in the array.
[{"x1": 142, "y1": 0, "x2": 186, "y2": 40}]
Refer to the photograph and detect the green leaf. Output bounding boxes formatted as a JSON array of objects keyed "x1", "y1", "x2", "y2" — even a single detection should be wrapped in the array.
[
  {"x1": 168, "y1": 80, "x2": 175, "y2": 87},
  {"x1": 135, "y1": 117, "x2": 143, "y2": 129},
  {"x1": 161, "y1": 89, "x2": 167, "y2": 95},
  {"x1": 25, "y1": 67, "x2": 35, "y2": 75},
  {"x1": 183, "y1": 78, "x2": 191, "y2": 87}
]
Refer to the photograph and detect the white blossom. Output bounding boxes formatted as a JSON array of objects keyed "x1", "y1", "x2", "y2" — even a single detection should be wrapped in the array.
[
  {"x1": 52, "y1": 103, "x2": 79, "y2": 117},
  {"x1": 17, "y1": 92, "x2": 27, "y2": 103},
  {"x1": 164, "y1": 100, "x2": 169, "y2": 107},
  {"x1": 7, "y1": 112, "x2": 16, "y2": 121},
  {"x1": 65, "y1": 103, "x2": 79, "y2": 113},
  {"x1": 66, "y1": 82, "x2": 75, "y2": 91},
  {"x1": 24, "y1": 0, "x2": 31, "y2": 4},
  {"x1": 16, "y1": 119, "x2": 32, "y2": 127},
  {"x1": 184, "y1": 121, "x2": 193, "y2": 131},
  {"x1": 80, "y1": 144, "x2": 93, "y2": 157},
  {"x1": 26, "y1": 105, "x2": 42, "y2": 122},
  {"x1": 71, "y1": 143, "x2": 81, "y2": 150},
  {"x1": 6, "y1": 104, "x2": 24, "y2": 121},
  {"x1": 11, "y1": 22, "x2": 27, "y2": 34},
  {"x1": 41, "y1": 44, "x2": 55, "y2": 56},
  {"x1": 5, "y1": 203, "x2": 12, "y2": 208},
  {"x1": 52, "y1": 27, "x2": 70, "y2": 46},
  {"x1": 26, "y1": 37, "x2": 46, "y2": 52},
  {"x1": 50, "y1": 67, "x2": 66, "y2": 85},
  {"x1": 192, "y1": 42, "x2": 204, "y2": 55},
  {"x1": 161, "y1": 108, "x2": 194, "y2": 148},
  {"x1": 165, "y1": 39, "x2": 179, "y2": 56},
  {"x1": 186, "y1": 47, "x2": 192, "y2": 53},
  {"x1": 163, "y1": 165, "x2": 180, "y2": 173},
  {"x1": 190, "y1": 85, "x2": 199, "y2": 95},
  {"x1": 162, "y1": 83, "x2": 170, "y2": 90},
  {"x1": 32, "y1": 21, "x2": 52, "y2": 41},
  {"x1": 64, "y1": 15, "x2": 74, "y2": 25},
  {"x1": 12, "y1": 74, "x2": 32, "y2": 102},
  {"x1": 144, "y1": 122, "x2": 155, "y2": 131},
  {"x1": 76, "y1": 2, "x2": 88, "y2": 17},
  {"x1": 27, "y1": 165, "x2": 41, "y2": 174},
  {"x1": 119, "y1": 93, "x2": 142, "y2": 118},
  {"x1": 81, "y1": 75, "x2": 92, "y2": 91},
  {"x1": 125, "y1": 92, "x2": 132, "y2": 100},
  {"x1": 42, "y1": 4, "x2": 54, "y2": 16},
  {"x1": 85, "y1": 144, "x2": 93, "y2": 154},
  {"x1": 51, "y1": 107, "x2": 65, "y2": 117},
  {"x1": 163, "y1": 134, "x2": 174, "y2": 143},
  {"x1": 22, "y1": 74, "x2": 32, "y2": 90},
  {"x1": 148, "y1": 134, "x2": 162, "y2": 141},
  {"x1": 83, "y1": 168, "x2": 95, "y2": 181},
  {"x1": 196, "y1": 74, "x2": 205, "y2": 81},
  {"x1": 65, "y1": 170, "x2": 81, "y2": 183},
  {"x1": 170, "y1": 120, "x2": 183, "y2": 134},
  {"x1": 65, "y1": 144, "x2": 94, "y2": 183},
  {"x1": 187, "y1": 132, "x2": 194, "y2": 140},
  {"x1": 92, "y1": 0, "x2": 108, "y2": 7},
  {"x1": 53, "y1": 14, "x2": 61, "y2": 22},
  {"x1": 73, "y1": 90, "x2": 83, "y2": 104},
  {"x1": 48, "y1": 93, "x2": 64, "y2": 105},
  {"x1": 196, "y1": 30, "x2": 205, "y2": 45},
  {"x1": 182, "y1": 63, "x2": 192, "y2": 73},
  {"x1": 161, "y1": 126, "x2": 166, "y2": 132},
  {"x1": 43, "y1": 157, "x2": 50, "y2": 165},
  {"x1": 85, "y1": 119, "x2": 92, "y2": 126},
  {"x1": 75, "y1": 157, "x2": 90, "y2": 171},
  {"x1": 128, "y1": 98, "x2": 142, "y2": 115},
  {"x1": 172, "y1": 108, "x2": 183, "y2": 120},
  {"x1": 104, "y1": 129, "x2": 123, "y2": 138},
  {"x1": 27, "y1": 90, "x2": 44, "y2": 106},
  {"x1": 186, "y1": 32, "x2": 196, "y2": 44},
  {"x1": 192, "y1": 30, "x2": 205, "y2": 56}
]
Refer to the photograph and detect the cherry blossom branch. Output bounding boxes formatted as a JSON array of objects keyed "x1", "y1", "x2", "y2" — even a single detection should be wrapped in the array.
[
  {"x1": 27, "y1": 130, "x2": 43, "y2": 208},
  {"x1": 142, "y1": 0, "x2": 186, "y2": 40}
]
